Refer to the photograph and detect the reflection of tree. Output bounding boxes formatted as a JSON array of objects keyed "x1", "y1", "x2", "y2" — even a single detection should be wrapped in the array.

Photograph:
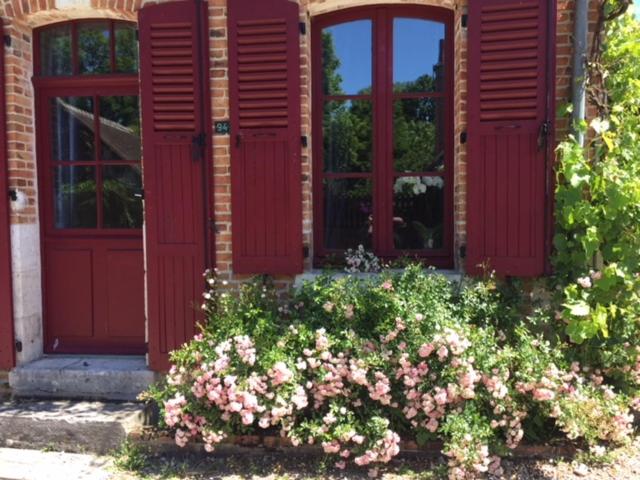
[
  {"x1": 79, "y1": 25, "x2": 110, "y2": 74},
  {"x1": 115, "y1": 25, "x2": 139, "y2": 73},
  {"x1": 322, "y1": 31, "x2": 443, "y2": 174}
]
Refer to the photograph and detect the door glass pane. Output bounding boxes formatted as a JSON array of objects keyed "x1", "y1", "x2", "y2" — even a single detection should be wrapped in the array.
[
  {"x1": 324, "y1": 100, "x2": 372, "y2": 172},
  {"x1": 54, "y1": 166, "x2": 96, "y2": 228},
  {"x1": 115, "y1": 23, "x2": 139, "y2": 73},
  {"x1": 99, "y1": 96, "x2": 141, "y2": 161},
  {"x1": 394, "y1": 98, "x2": 444, "y2": 172},
  {"x1": 40, "y1": 24, "x2": 72, "y2": 76},
  {"x1": 393, "y1": 176, "x2": 445, "y2": 250},
  {"x1": 393, "y1": 18, "x2": 445, "y2": 93},
  {"x1": 51, "y1": 97, "x2": 95, "y2": 161},
  {"x1": 102, "y1": 166, "x2": 143, "y2": 229},
  {"x1": 79, "y1": 21, "x2": 111, "y2": 74},
  {"x1": 322, "y1": 20, "x2": 372, "y2": 95},
  {"x1": 324, "y1": 178, "x2": 372, "y2": 250}
]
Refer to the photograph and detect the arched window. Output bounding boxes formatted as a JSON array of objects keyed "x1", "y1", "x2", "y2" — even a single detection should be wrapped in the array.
[{"x1": 312, "y1": 6, "x2": 453, "y2": 267}]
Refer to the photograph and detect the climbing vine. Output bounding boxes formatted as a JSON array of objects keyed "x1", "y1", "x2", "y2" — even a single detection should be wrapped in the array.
[{"x1": 554, "y1": 1, "x2": 640, "y2": 366}]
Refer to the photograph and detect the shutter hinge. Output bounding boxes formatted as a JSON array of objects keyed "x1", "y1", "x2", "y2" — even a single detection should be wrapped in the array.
[
  {"x1": 3, "y1": 35, "x2": 10, "y2": 47},
  {"x1": 460, "y1": 131, "x2": 467, "y2": 144},
  {"x1": 303, "y1": 245, "x2": 310, "y2": 258},
  {"x1": 192, "y1": 132, "x2": 206, "y2": 161},
  {"x1": 299, "y1": 22, "x2": 307, "y2": 35},
  {"x1": 461, "y1": 14, "x2": 468, "y2": 28},
  {"x1": 301, "y1": 135, "x2": 308, "y2": 148},
  {"x1": 15, "y1": 340, "x2": 22, "y2": 353},
  {"x1": 8, "y1": 189, "x2": 17, "y2": 201},
  {"x1": 537, "y1": 121, "x2": 551, "y2": 151},
  {"x1": 459, "y1": 244, "x2": 467, "y2": 259}
]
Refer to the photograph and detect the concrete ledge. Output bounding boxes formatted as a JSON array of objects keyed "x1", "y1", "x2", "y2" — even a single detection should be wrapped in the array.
[
  {"x1": 130, "y1": 430, "x2": 577, "y2": 460},
  {"x1": 0, "y1": 400, "x2": 152, "y2": 454},
  {"x1": 9, "y1": 356, "x2": 159, "y2": 401}
]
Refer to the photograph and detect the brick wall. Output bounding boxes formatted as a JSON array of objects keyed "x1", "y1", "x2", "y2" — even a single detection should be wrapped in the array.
[{"x1": 1, "y1": 0, "x2": 596, "y2": 288}]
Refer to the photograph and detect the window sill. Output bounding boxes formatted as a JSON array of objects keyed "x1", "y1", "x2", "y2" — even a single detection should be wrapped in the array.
[{"x1": 294, "y1": 269, "x2": 463, "y2": 288}]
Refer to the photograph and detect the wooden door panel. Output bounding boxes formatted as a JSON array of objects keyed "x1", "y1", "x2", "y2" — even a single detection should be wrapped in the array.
[
  {"x1": 105, "y1": 249, "x2": 145, "y2": 338},
  {"x1": 229, "y1": 0, "x2": 303, "y2": 275},
  {"x1": 139, "y1": 0, "x2": 211, "y2": 371},
  {"x1": 45, "y1": 247, "x2": 94, "y2": 341},
  {"x1": 466, "y1": 0, "x2": 550, "y2": 277}
]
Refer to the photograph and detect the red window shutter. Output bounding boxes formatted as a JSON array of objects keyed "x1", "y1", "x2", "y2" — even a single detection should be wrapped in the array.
[
  {"x1": 0, "y1": 21, "x2": 15, "y2": 370},
  {"x1": 466, "y1": 0, "x2": 550, "y2": 277},
  {"x1": 139, "y1": 0, "x2": 211, "y2": 370},
  {"x1": 228, "y1": 0, "x2": 303, "y2": 275}
]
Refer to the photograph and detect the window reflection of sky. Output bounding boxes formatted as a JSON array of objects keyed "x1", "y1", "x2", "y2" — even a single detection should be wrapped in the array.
[{"x1": 324, "y1": 18, "x2": 444, "y2": 94}]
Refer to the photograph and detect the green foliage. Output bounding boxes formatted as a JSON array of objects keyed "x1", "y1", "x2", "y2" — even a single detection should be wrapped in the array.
[
  {"x1": 553, "y1": 12, "x2": 640, "y2": 381},
  {"x1": 147, "y1": 265, "x2": 637, "y2": 479}
]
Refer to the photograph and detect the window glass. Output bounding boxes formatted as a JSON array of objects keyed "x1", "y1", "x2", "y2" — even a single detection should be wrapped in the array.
[
  {"x1": 102, "y1": 166, "x2": 143, "y2": 228},
  {"x1": 393, "y1": 18, "x2": 445, "y2": 93},
  {"x1": 393, "y1": 176, "x2": 444, "y2": 250},
  {"x1": 115, "y1": 23, "x2": 139, "y2": 73},
  {"x1": 79, "y1": 22, "x2": 111, "y2": 74},
  {"x1": 54, "y1": 166, "x2": 96, "y2": 228},
  {"x1": 50, "y1": 97, "x2": 95, "y2": 161},
  {"x1": 394, "y1": 98, "x2": 444, "y2": 173},
  {"x1": 40, "y1": 24, "x2": 72, "y2": 76},
  {"x1": 324, "y1": 178, "x2": 372, "y2": 249},
  {"x1": 322, "y1": 20, "x2": 372, "y2": 95},
  {"x1": 99, "y1": 96, "x2": 141, "y2": 161},
  {"x1": 323, "y1": 100, "x2": 372, "y2": 172}
]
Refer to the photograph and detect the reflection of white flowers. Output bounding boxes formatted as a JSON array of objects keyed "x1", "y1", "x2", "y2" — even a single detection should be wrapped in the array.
[{"x1": 393, "y1": 176, "x2": 444, "y2": 195}]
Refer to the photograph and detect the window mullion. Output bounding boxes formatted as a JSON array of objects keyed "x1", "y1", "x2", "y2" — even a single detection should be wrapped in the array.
[{"x1": 94, "y1": 95, "x2": 103, "y2": 230}]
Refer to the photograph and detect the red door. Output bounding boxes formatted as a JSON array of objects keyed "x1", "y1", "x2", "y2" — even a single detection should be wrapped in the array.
[
  {"x1": 466, "y1": 0, "x2": 551, "y2": 276},
  {"x1": 37, "y1": 82, "x2": 146, "y2": 354},
  {"x1": 0, "y1": 20, "x2": 15, "y2": 369}
]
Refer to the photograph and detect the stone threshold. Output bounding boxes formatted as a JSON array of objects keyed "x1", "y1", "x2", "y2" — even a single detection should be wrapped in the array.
[{"x1": 9, "y1": 355, "x2": 159, "y2": 402}]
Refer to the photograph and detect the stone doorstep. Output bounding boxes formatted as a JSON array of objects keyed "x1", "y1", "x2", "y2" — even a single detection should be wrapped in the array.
[
  {"x1": 0, "y1": 400, "x2": 154, "y2": 455},
  {"x1": 8, "y1": 355, "x2": 159, "y2": 402},
  {"x1": 128, "y1": 430, "x2": 577, "y2": 460}
]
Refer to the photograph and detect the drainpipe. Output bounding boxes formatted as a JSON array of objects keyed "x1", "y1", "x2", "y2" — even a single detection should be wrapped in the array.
[{"x1": 572, "y1": 0, "x2": 590, "y2": 146}]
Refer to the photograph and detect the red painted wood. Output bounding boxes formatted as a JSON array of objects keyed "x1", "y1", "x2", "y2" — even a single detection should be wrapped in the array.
[
  {"x1": 140, "y1": 0, "x2": 211, "y2": 371},
  {"x1": 0, "y1": 21, "x2": 15, "y2": 370},
  {"x1": 311, "y1": 6, "x2": 454, "y2": 267},
  {"x1": 466, "y1": 0, "x2": 550, "y2": 277},
  {"x1": 228, "y1": 0, "x2": 303, "y2": 275}
]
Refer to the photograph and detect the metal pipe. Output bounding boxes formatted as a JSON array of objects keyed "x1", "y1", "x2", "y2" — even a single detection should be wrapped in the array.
[{"x1": 572, "y1": 0, "x2": 590, "y2": 146}]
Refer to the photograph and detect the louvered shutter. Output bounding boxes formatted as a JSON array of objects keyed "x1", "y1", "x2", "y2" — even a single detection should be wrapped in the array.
[
  {"x1": 466, "y1": 0, "x2": 550, "y2": 277},
  {"x1": 228, "y1": 0, "x2": 303, "y2": 275},
  {"x1": 139, "y1": 0, "x2": 211, "y2": 370},
  {"x1": 0, "y1": 21, "x2": 15, "y2": 369}
]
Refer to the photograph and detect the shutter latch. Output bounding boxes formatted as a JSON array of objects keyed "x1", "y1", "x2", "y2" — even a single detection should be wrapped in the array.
[
  {"x1": 537, "y1": 121, "x2": 551, "y2": 151},
  {"x1": 192, "y1": 132, "x2": 206, "y2": 161}
]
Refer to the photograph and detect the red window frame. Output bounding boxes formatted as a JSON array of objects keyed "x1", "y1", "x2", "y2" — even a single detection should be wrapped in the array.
[
  {"x1": 311, "y1": 6, "x2": 454, "y2": 268},
  {"x1": 33, "y1": 20, "x2": 141, "y2": 239}
]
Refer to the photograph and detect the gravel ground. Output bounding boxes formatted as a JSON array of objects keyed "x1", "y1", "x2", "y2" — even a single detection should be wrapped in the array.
[{"x1": 1, "y1": 438, "x2": 639, "y2": 480}]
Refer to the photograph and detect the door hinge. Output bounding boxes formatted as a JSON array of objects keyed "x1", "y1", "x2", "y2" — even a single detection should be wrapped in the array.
[
  {"x1": 192, "y1": 132, "x2": 206, "y2": 161},
  {"x1": 299, "y1": 22, "x2": 307, "y2": 35},
  {"x1": 537, "y1": 121, "x2": 551, "y2": 151}
]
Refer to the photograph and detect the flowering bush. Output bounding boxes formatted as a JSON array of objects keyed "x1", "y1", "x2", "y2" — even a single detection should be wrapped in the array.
[{"x1": 146, "y1": 265, "x2": 638, "y2": 479}]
